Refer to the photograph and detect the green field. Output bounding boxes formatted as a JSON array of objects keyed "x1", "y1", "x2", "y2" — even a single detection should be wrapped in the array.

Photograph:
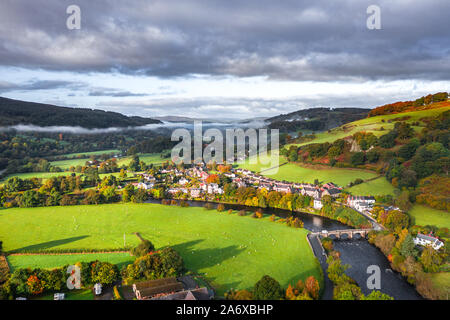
[
  {"x1": 408, "y1": 205, "x2": 450, "y2": 229},
  {"x1": 431, "y1": 272, "x2": 450, "y2": 300},
  {"x1": 50, "y1": 158, "x2": 90, "y2": 170},
  {"x1": 0, "y1": 171, "x2": 76, "y2": 183},
  {"x1": 238, "y1": 152, "x2": 378, "y2": 187},
  {"x1": 117, "y1": 153, "x2": 170, "y2": 167},
  {"x1": 0, "y1": 171, "x2": 128, "y2": 184},
  {"x1": 49, "y1": 152, "x2": 169, "y2": 170},
  {"x1": 60, "y1": 149, "x2": 121, "y2": 158},
  {"x1": 7, "y1": 253, "x2": 135, "y2": 272},
  {"x1": 346, "y1": 176, "x2": 397, "y2": 196},
  {"x1": 0, "y1": 203, "x2": 320, "y2": 295}
]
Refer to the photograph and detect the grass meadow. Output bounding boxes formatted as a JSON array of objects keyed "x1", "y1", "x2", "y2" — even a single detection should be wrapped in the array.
[
  {"x1": 408, "y1": 205, "x2": 450, "y2": 229},
  {"x1": 0, "y1": 203, "x2": 320, "y2": 295},
  {"x1": 345, "y1": 176, "x2": 397, "y2": 196},
  {"x1": 237, "y1": 151, "x2": 378, "y2": 186}
]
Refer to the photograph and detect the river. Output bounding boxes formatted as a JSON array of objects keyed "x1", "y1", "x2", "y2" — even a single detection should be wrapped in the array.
[{"x1": 146, "y1": 198, "x2": 423, "y2": 300}]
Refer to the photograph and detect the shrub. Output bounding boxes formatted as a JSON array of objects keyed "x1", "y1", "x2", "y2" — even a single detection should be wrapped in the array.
[
  {"x1": 131, "y1": 239, "x2": 156, "y2": 257},
  {"x1": 238, "y1": 210, "x2": 246, "y2": 216}
]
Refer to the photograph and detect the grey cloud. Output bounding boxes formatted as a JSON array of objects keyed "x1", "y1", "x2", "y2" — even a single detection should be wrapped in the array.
[
  {"x1": 88, "y1": 88, "x2": 149, "y2": 97},
  {"x1": 0, "y1": 0, "x2": 449, "y2": 81},
  {"x1": 0, "y1": 79, "x2": 84, "y2": 93}
]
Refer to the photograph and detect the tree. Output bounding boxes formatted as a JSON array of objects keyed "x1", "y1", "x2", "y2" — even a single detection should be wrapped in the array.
[
  {"x1": 305, "y1": 276, "x2": 320, "y2": 299},
  {"x1": 350, "y1": 152, "x2": 365, "y2": 166},
  {"x1": 91, "y1": 262, "x2": 118, "y2": 285},
  {"x1": 18, "y1": 190, "x2": 41, "y2": 208},
  {"x1": 119, "y1": 169, "x2": 128, "y2": 180},
  {"x1": 206, "y1": 174, "x2": 220, "y2": 184},
  {"x1": 122, "y1": 184, "x2": 135, "y2": 202},
  {"x1": 83, "y1": 189, "x2": 101, "y2": 205},
  {"x1": 400, "y1": 234, "x2": 418, "y2": 259},
  {"x1": 420, "y1": 247, "x2": 442, "y2": 273},
  {"x1": 131, "y1": 239, "x2": 155, "y2": 257},
  {"x1": 288, "y1": 149, "x2": 298, "y2": 162},
  {"x1": 253, "y1": 275, "x2": 284, "y2": 300},
  {"x1": 366, "y1": 149, "x2": 380, "y2": 163},
  {"x1": 132, "y1": 188, "x2": 148, "y2": 203},
  {"x1": 361, "y1": 290, "x2": 394, "y2": 300},
  {"x1": 327, "y1": 146, "x2": 341, "y2": 159},
  {"x1": 128, "y1": 155, "x2": 141, "y2": 172},
  {"x1": 101, "y1": 186, "x2": 118, "y2": 203}
]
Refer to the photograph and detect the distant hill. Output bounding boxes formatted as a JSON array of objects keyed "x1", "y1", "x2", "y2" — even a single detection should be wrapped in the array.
[
  {"x1": 267, "y1": 107, "x2": 370, "y2": 132},
  {"x1": 0, "y1": 97, "x2": 161, "y2": 129},
  {"x1": 368, "y1": 92, "x2": 449, "y2": 117}
]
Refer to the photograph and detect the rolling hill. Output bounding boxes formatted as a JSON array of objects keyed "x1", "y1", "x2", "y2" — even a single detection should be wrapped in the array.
[
  {"x1": 267, "y1": 107, "x2": 370, "y2": 133},
  {"x1": 0, "y1": 97, "x2": 161, "y2": 129}
]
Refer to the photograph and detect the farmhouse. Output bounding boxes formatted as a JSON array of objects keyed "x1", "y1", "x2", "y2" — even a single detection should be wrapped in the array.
[{"x1": 414, "y1": 233, "x2": 444, "y2": 250}]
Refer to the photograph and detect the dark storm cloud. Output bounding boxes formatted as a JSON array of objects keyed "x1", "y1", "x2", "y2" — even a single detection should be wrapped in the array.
[
  {"x1": 0, "y1": 79, "x2": 147, "y2": 97},
  {"x1": 0, "y1": 0, "x2": 449, "y2": 81}
]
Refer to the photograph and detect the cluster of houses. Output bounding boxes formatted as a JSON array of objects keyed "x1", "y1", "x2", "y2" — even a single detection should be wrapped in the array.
[
  {"x1": 234, "y1": 169, "x2": 343, "y2": 209},
  {"x1": 134, "y1": 165, "x2": 349, "y2": 206}
]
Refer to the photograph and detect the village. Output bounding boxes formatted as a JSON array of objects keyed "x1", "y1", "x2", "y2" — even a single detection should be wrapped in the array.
[{"x1": 125, "y1": 162, "x2": 445, "y2": 253}]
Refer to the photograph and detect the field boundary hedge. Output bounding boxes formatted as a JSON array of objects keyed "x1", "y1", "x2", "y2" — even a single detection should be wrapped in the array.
[{"x1": 7, "y1": 248, "x2": 131, "y2": 255}]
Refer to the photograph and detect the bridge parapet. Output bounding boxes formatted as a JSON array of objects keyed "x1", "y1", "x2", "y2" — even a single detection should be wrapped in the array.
[{"x1": 313, "y1": 229, "x2": 373, "y2": 240}]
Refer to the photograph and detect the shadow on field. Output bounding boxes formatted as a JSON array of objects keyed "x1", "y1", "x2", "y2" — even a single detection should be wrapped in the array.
[
  {"x1": 169, "y1": 239, "x2": 245, "y2": 270},
  {"x1": 12, "y1": 235, "x2": 90, "y2": 252}
]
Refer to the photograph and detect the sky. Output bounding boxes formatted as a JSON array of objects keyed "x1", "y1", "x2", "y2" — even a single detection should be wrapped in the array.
[{"x1": 0, "y1": 0, "x2": 449, "y2": 120}]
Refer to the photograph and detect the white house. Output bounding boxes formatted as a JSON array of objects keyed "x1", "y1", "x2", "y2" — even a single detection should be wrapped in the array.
[
  {"x1": 207, "y1": 183, "x2": 223, "y2": 194},
  {"x1": 347, "y1": 196, "x2": 376, "y2": 211},
  {"x1": 414, "y1": 233, "x2": 444, "y2": 250},
  {"x1": 313, "y1": 198, "x2": 323, "y2": 210},
  {"x1": 190, "y1": 188, "x2": 202, "y2": 198}
]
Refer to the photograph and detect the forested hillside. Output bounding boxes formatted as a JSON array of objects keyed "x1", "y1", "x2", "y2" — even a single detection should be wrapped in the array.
[
  {"x1": 0, "y1": 97, "x2": 161, "y2": 128},
  {"x1": 267, "y1": 107, "x2": 369, "y2": 133}
]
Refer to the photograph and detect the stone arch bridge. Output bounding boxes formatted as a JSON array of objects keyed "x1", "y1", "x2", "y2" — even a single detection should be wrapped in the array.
[{"x1": 311, "y1": 228, "x2": 373, "y2": 240}]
